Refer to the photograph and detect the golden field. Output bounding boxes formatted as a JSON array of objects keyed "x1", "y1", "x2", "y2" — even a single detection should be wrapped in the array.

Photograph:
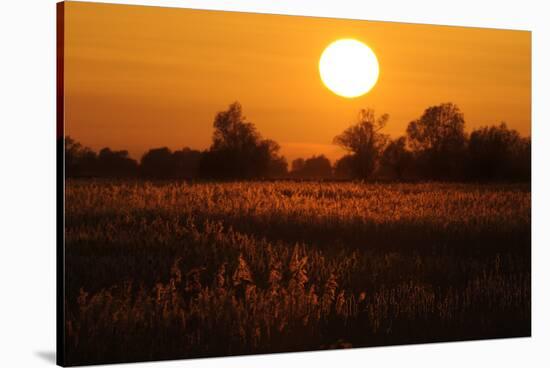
[{"x1": 64, "y1": 181, "x2": 530, "y2": 365}]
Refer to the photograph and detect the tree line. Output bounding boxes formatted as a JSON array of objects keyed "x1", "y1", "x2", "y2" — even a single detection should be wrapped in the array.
[{"x1": 65, "y1": 101, "x2": 530, "y2": 182}]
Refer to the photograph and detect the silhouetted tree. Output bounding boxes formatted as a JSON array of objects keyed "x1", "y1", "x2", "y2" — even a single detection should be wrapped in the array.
[
  {"x1": 467, "y1": 123, "x2": 530, "y2": 181},
  {"x1": 200, "y1": 102, "x2": 286, "y2": 179},
  {"x1": 333, "y1": 109, "x2": 389, "y2": 179},
  {"x1": 140, "y1": 147, "x2": 174, "y2": 179},
  {"x1": 334, "y1": 155, "x2": 355, "y2": 179},
  {"x1": 211, "y1": 102, "x2": 260, "y2": 152},
  {"x1": 291, "y1": 155, "x2": 332, "y2": 179},
  {"x1": 65, "y1": 136, "x2": 98, "y2": 177},
  {"x1": 406, "y1": 103, "x2": 467, "y2": 180},
  {"x1": 267, "y1": 158, "x2": 288, "y2": 178},
  {"x1": 96, "y1": 148, "x2": 138, "y2": 178},
  {"x1": 65, "y1": 101, "x2": 531, "y2": 183},
  {"x1": 381, "y1": 136, "x2": 413, "y2": 180},
  {"x1": 172, "y1": 148, "x2": 202, "y2": 179},
  {"x1": 139, "y1": 147, "x2": 203, "y2": 179},
  {"x1": 65, "y1": 136, "x2": 82, "y2": 171},
  {"x1": 65, "y1": 137, "x2": 139, "y2": 178},
  {"x1": 254, "y1": 139, "x2": 288, "y2": 178},
  {"x1": 291, "y1": 158, "x2": 305, "y2": 173}
]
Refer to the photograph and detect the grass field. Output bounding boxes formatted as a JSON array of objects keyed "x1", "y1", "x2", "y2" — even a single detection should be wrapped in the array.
[{"x1": 63, "y1": 181, "x2": 531, "y2": 365}]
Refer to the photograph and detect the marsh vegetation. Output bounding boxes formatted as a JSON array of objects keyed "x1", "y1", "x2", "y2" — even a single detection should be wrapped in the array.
[{"x1": 64, "y1": 180, "x2": 531, "y2": 365}]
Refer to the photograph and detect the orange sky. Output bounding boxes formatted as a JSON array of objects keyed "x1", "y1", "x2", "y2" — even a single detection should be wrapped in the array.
[{"x1": 63, "y1": 1, "x2": 531, "y2": 163}]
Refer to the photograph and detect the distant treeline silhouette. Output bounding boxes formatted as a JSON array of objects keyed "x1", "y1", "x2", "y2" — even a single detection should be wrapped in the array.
[{"x1": 65, "y1": 101, "x2": 530, "y2": 182}]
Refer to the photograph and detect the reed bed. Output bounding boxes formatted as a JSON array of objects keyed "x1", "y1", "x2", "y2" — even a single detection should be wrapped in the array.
[{"x1": 64, "y1": 181, "x2": 530, "y2": 365}]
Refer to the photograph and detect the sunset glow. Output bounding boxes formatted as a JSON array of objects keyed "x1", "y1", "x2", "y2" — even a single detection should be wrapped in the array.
[{"x1": 63, "y1": 2, "x2": 531, "y2": 163}]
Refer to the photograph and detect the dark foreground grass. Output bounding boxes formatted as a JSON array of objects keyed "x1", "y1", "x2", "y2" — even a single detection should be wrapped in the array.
[{"x1": 63, "y1": 181, "x2": 530, "y2": 365}]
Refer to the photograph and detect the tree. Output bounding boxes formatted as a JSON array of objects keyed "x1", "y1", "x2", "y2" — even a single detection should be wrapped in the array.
[
  {"x1": 406, "y1": 103, "x2": 467, "y2": 180},
  {"x1": 333, "y1": 109, "x2": 389, "y2": 179},
  {"x1": 65, "y1": 137, "x2": 139, "y2": 178},
  {"x1": 211, "y1": 102, "x2": 261, "y2": 153},
  {"x1": 291, "y1": 155, "x2": 332, "y2": 179},
  {"x1": 267, "y1": 156, "x2": 289, "y2": 178},
  {"x1": 65, "y1": 136, "x2": 83, "y2": 173},
  {"x1": 96, "y1": 148, "x2": 138, "y2": 178},
  {"x1": 172, "y1": 148, "x2": 202, "y2": 179},
  {"x1": 139, "y1": 147, "x2": 202, "y2": 179},
  {"x1": 467, "y1": 123, "x2": 530, "y2": 181},
  {"x1": 254, "y1": 139, "x2": 288, "y2": 178},
  {"x1": 334, "y1": 155, "x2": 355, "y2": 179},
  {"x1": 381, "y1": 136, "x2": 413, "y2": 180},
  {"x1": 140, "y1": 147, "x2": 174, "y2": 179},
  {"x1": 64, "y1": 136, "x2": 97, "y2": 177},
  {"x1": 200, "y1": 102, "x2": 286, "y2": 179},
  {"x1": 291, "y1": 158, "x2": 305, "y2": 173}
]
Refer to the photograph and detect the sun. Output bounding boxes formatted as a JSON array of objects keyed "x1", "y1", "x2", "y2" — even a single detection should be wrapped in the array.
[{"x1": 319, "y1": 39, "x2": 379, "y2": 98}]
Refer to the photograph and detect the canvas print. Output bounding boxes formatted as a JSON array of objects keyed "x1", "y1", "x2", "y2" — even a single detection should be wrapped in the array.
[{"x1": 57, "y1": 1, "x2": 531, "y2": 366}]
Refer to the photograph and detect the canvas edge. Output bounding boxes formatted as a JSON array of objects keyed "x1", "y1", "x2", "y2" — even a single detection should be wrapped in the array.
[
  {"x1": 56, "y1": 1, "x2": 66, "y2": 366},
  {"x1": 52, "y1": 2, "x2": 532, "y2": 365}
]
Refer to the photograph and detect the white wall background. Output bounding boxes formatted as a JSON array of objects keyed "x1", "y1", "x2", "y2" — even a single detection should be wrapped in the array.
[{"x1": 0, "y1": 0, "x2": 548, "y2": 367}]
